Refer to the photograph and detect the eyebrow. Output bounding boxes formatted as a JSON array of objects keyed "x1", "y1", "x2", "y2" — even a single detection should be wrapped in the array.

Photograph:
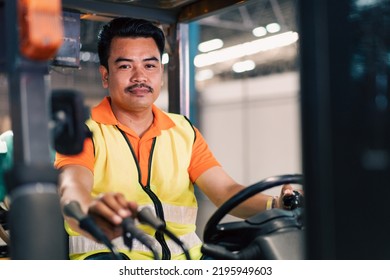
[{"x1": 114, "y1": 56, "x2": 160, "y2": 64}]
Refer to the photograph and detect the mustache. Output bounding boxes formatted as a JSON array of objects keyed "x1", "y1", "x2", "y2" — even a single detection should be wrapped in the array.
[{"x1": 125, "y1": 83, "x2": 154, "y2": 93}]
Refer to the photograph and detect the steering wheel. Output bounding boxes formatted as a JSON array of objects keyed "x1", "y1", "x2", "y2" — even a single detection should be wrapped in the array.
[{"x1": 202, "y1": 174, "x2": 305, "y2": 260}]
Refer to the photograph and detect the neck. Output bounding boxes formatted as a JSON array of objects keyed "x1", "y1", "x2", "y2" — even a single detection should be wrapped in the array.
[{"x1": 113, "y1": 107, "x2": 154, "y2": 137}]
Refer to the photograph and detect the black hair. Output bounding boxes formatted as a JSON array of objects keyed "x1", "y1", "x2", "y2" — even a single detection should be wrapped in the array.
[{"x1": 97, "y1": 17, "x2": 165, "y2": 69}]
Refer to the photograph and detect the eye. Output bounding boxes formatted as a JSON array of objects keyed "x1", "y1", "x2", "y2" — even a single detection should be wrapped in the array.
[{"x1": 119, "y1": 64, "x2": 130, "y2": 69}]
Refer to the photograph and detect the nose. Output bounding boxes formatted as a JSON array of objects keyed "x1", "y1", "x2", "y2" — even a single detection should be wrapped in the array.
[{"x1": 130, "y1": 66, "x2": 147, "y2": 83}]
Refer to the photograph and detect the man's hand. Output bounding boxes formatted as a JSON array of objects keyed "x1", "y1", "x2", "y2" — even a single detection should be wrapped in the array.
[
  {"x1": 87, "y1": 192, "x2": 138, "y2": 241},
  {"x1": 275, "y1": 184, "x2": 304, "y2": 209}
]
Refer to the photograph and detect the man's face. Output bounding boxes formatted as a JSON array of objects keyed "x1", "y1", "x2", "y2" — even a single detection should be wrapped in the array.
[{"x1": 99, "y1": 37, "x2": 164, "y2": 113}]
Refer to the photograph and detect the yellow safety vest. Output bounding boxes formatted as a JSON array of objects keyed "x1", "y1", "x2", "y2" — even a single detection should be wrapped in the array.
[{"x1": 66, "y1": 113, "x2": 203, "y2": 260}]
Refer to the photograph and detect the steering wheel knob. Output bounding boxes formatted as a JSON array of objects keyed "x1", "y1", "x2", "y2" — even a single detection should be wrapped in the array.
[{"x1": 282, "y1": 190, "x2": 304, "y2": 210}]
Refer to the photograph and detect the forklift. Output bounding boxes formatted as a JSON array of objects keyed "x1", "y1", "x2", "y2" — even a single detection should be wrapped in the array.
[{"x1": 0, "y1": 0, "x2": 390, "y2": 260}]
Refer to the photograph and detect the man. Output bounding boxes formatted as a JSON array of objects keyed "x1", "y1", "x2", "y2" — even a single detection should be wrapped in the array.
[{"x1": 55, "y1": 17, "x2": 296, "y2": 260}]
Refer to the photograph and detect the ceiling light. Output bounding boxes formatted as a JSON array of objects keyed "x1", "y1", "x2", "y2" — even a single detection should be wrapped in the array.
[
  {"x1": 252, "y1": 26, "x2": 267, "y2": 37},
  {"x1": 194, "y1": 31, "x2": 299, "y2": 68},
  {"x1": 195, "y1": 69, "x2": 214, "y2": 81},
  {"x1": 162, "y1": 53, "x2": 169, "y2": 64},
  {"x1": 266, "y1": 23, "x2": 281, "y2": 33},
  {"x1": 198, "y1": 39, "x2": 224, "y2": 53},
  {"x1": 232, "y1": 60, "x2": 255, "y2": 73}
]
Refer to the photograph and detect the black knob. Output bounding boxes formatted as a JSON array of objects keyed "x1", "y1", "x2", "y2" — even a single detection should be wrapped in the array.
[{"x1": 282, "y1": 190, "x2": 304, "y2": 210}]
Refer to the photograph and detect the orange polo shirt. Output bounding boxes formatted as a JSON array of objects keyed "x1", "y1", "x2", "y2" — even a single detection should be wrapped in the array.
[{"x1": 54, "y1": 97, "x2": 220, "y2": 186}]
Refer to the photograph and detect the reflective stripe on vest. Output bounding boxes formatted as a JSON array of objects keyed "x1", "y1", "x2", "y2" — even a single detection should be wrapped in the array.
[
  {"x1": 69, "y1": 231, "x2": 202, "y2": 257},
  {"x1": 67, "y1": 204, "x2": 199, "y2": 255},
  {"x1": 140, "y1": 204, "x2": 198, "y2": 225}
]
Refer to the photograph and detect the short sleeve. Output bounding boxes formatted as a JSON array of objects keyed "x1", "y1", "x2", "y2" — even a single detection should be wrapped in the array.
[{"x1": 188, "y1": 127, "x2": 221, "y2": 182}]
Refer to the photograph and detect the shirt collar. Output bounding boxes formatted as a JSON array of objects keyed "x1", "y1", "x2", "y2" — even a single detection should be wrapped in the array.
[{"x1": 91, "y1": 96, "x2": 176, "y2": 133}]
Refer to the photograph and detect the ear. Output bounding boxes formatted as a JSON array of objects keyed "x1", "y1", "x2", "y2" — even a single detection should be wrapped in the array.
[{"x1": 99, "y1": 65, "x2": 109, "y2": 88}]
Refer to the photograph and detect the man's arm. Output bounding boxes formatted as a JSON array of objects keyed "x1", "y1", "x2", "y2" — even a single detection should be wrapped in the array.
[
  {"x1": 58, "y1": 164, "x2": 137, "y2": 241},
  {"x1": 58, "y1": 164, "x2": 96, "y2": 238},
  {"x1": 195, "y1": 166, "x2": 294, "y2": 219}
]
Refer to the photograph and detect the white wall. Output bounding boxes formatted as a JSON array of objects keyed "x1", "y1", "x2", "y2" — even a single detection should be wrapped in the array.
[
  {"x1": 199, "y1": 71, "x2": 302, "y2": 189},
  {"x1": 195, "y1": 71, "x2": 302, "y2": 237}
]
